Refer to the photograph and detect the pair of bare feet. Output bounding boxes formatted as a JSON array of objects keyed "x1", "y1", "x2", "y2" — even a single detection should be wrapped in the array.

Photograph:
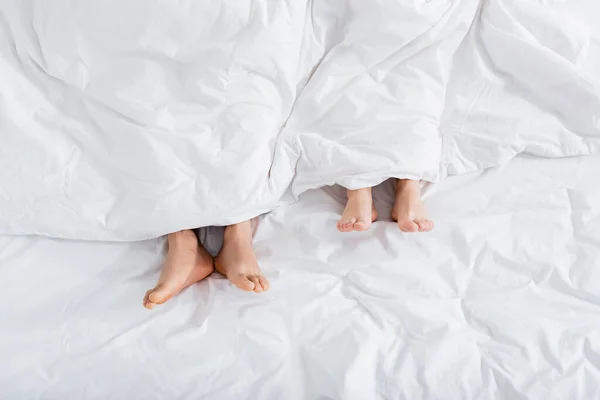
[
  {"x1": 143, "y1": 220, "x2": 269, "y2": 310},
  {"x1": 143, "y1": 180, "x2": 428, "y2": 308},
  {"x1": 337, "y1": 179, "x2": 434, "y2": 233}
]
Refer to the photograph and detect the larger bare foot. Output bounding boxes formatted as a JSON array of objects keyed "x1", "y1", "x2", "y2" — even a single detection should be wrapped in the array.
[
  {"x1": 392, "y1": 179, "x2": 434, "y2": 232},
  {"x1": 337, "y1": 187, "x2": 378, "y2": 232},
  {"x1": 215, "y1": 220, "x2": 269, "y2": 293},
  {"x1": 144, "y1": 230, "x2": 214, "y2": 309}
]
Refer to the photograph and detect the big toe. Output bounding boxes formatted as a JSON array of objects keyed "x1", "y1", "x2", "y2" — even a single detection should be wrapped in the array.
[
  {"x1": 398, "y1": 219, "x2": 419, "y2": 232},
  {"x1": 147, "y1": 284, "x2": 175, "y2": 306},
  {"x1": 229, "y1": 274, "x2": 256, "y2": 292}
]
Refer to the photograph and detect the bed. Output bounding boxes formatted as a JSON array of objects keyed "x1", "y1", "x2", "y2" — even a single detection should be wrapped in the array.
[
  {"x1": 2, "y1": 0, "x2": 600, "y2": 398},
  {"x1": 2, "y1": 153, "x2": 600, "y2": 399}
]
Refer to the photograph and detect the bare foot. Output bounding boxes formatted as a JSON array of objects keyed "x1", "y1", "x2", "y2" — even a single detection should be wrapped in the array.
[
  {"x1": 391, "y1": 179, "x2": 434, "y2": 232},
  {"x1": 337, "y1": 187, "x2": 378, "y2": 232},
  {"x1": 144, "y1": 230, "x2": 214, "y2": 309},
  {"x1": 215, "y1": 220, "x2": 269, "y2": 293}
]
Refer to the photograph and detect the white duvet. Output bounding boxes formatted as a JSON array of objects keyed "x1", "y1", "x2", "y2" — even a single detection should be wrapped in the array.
[{"x1": 1, "y1": 0, "x2": 599, "y2": 240}]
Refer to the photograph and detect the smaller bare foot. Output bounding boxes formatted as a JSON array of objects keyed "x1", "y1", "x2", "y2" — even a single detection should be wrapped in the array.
[
  {"x1": 215, "y1": 220, "x2": 269, "y2": 293},
  {"x1": 337, "y1": 187, "x2": 378, "y2": 232},
  {"x1": 391, "y1": 179, "x2": 434, "y2": 233},
  {"x1": 144, "y1": 230, "x2": 214, "y2": 310}
]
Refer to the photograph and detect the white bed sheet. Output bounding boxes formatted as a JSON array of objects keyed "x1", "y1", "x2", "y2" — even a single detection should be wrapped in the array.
[{"x1": 1, "y1": 154, "x2": 600, "y2": 400}]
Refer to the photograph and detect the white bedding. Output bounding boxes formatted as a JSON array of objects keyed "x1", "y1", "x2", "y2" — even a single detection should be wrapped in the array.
[
  {"x1": 2, "y1": 2, "x2": 600, "y2": 398},
  {"x1": 1, "y1": 154, "x2": 600, "y2": 399},
  {"x1": 1, "y1": 0, "x2": 599, "y2": 240}
]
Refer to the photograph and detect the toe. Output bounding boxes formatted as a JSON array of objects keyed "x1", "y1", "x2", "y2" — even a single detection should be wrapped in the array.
[
  {"x1": 148, "y1": 282, "x2": 184, "y2": 305},
  {"x1": 353, "y1": 221, "x2": 370, "y2": 231},
  {"x1": 250, "y1": 276, "x2": 264, "y2": 293},
  {"x1": 416, "y1": 219, "x2": 434, "y2": 232},
  {"x1": 143, "y1": 290, "x2": 155, "y2": 310},
  {"x1": 144, "y1": 289, "x2": 156, "y2": 310},
  {"x1": 258, "y1": 276, "x2": 270, "y2": 292},
  {"x1": 398, "y1": 220, "x2": 419, "y2": 232},
  {"x1": 147, "y1": 285, "x2": 169, "y2": 305},
  {"x1": 144, "y1": 301, "x2": 156, "y2": 310},
  {"x1": 230, "y1": 274, "x2": 256, "y2": 291},
  {"x1": 415, "y1": 220, "x2": 427, "y2": 231},
  {"x1": 338, "y1": 222, "x2": 352, "y2": 232}
]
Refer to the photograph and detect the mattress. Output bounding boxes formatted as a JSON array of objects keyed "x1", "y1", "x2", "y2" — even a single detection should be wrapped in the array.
[{"x1": 2, "y1": 153, "x2": 600, "y2": 400}]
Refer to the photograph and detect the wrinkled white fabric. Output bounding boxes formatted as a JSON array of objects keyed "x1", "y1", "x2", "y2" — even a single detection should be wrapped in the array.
[
  {"x1": 1, "y1": 0, "x2": 599, "y2": 240},
  {"x1": 1, "y1": 154, "x2": 600, "y2": 399}
]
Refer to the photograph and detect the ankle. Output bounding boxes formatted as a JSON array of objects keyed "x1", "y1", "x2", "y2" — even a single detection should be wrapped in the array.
[
  {"x1": 347, "y1": 187, "x2": 371, "y2": 198},
  {"x1": 224, "y1": 221, "x2": 253, "y2": 244},
  {"x1": 396, "y1": 179, "x2": 420, "y2": 192},
  {"x1": 168, "y1": 230, "x2": 197, "y2": 248}
]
